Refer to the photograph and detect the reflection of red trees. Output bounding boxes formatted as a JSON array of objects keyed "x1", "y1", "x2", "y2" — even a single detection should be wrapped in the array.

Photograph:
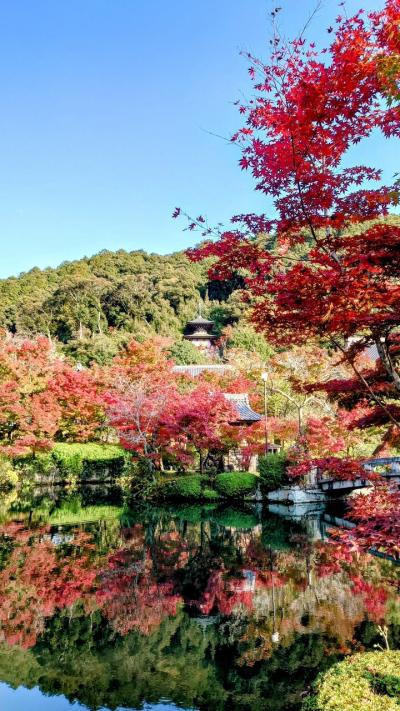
[
  {"x1": 97, "y1": 549, "x2": 181, "y2": 635},
  {"x1": 0, "y1": 512, "x2": 396, "y2": 658},
  {"x1": 350, "y1": 576, "x2": 388, "y2": 624},
  {"x1": 315, "y1": 542, "x2": 391, "y2": 625},
  {"x1": 0, "y1": 524, "x2": 99, "y2": 648},
  {"x1": 314, "y1": 542, "x2": 353, "y2": 578},
  {"x1": 191, "y1": 567, "x2": 286, "y2": 616},
  {"x1": 193, "y1": 570, "x2": 252, "y2": 616}
]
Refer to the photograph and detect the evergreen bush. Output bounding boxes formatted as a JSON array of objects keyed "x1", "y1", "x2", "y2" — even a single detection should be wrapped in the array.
[
  {"x1": 158, "y1": 475, "x2": 219, "y2": 501},
  {"x1": 302, "y1": 651, "x2": 400, "y2": 711},
  {"x1": 214, "y1": 472, "x2": 257, "y2": 498},
  {"x1": 15, "y1": 443, "x2": 130, "y2": 483},
  {"x1": 259, "y1": 452, "x2": 288, "y2": 492}
]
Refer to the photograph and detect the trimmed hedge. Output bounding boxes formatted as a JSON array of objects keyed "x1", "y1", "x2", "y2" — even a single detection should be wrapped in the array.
[
  {"x1": 15, "y1": 443, "x2": 130, "y2": 483},
  {"x1": 259, "y1": 452, "x2": 288, "y2": 492},
  {"x1": 303, "y1": 651, "x2": 400, "y2": 711},
  {"x1": 158, "y1": 472, "x2": 258, "y2": 501},
  {"x1": 159, "y1": 475, "x2": 219, "y2": 501},
  {"x1": 214, "y1": 472, "x2": 257, "y2": 498}
]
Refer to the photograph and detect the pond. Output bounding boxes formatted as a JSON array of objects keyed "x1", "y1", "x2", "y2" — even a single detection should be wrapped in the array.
[{"x1": 0, "y1": 486, "x2": 398, "y2": 711}]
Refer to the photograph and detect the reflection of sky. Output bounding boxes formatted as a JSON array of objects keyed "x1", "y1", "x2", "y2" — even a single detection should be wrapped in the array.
[{"x1": 0, "y1": 684, "x2": 197, "y2": 711}]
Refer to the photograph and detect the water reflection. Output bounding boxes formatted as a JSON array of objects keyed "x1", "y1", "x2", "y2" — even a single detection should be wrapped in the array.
[{"x1": 0, "y1": 489, "x2": 398, "y2": 711}]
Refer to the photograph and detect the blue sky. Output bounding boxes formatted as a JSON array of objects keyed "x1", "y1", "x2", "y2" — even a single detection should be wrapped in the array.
[{"x1": 0, "y1": 0, "x2": 391, "y2": 278}]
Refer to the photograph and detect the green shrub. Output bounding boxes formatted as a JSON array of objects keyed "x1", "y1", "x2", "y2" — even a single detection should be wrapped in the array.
[
  {"x1": 259, "y1": 452, "x2": 288, "y2": 492},
  {"x1": 214, "y1": 472, "x2": 257, "y2": 498},
  {"x1": 159, "y1": 475, "x2": 219, "y2": 501},
  {"x1": 52, "y1": 443, "x2": 130, "y2": 481},
  {"x1": 0, "y1": 459, "x2": 18, "y2": 490},
  {"x1": 303, "y1": 651, "x2": 400, "y2": 711},
  {"x1": 16, "y1": 443, "x2": 131, "y2": 483}
]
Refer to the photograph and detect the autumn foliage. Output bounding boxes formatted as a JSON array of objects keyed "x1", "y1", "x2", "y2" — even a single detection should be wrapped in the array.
[
  {"x1": 333, "y1": 485, "x2": 400, "y2": 560},
  {"x1": 180, "y1": 1, "x2": 400, "y2": 441},
  {"x1": 0, "y1": 334, "x2": 106, "y2": 456}
]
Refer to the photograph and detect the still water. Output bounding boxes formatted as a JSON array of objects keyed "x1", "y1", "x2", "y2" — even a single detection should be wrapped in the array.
[{"x1": 0, "y1": 486, "x2": 398, "y2": 711}]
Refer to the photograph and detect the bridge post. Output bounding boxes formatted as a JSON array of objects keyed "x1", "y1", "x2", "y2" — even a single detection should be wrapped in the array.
[{"x1": 305, "y1": 466, "x2": 318, "y2": 488}]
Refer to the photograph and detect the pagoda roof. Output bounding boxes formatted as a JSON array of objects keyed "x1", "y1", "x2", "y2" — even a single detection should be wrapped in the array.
[
  {"x1": 186, "y1": 315, "x2": 215, "y2": 326},
  {"x1": 185, "y1": 331, "x2": 217, "y2": 340}
]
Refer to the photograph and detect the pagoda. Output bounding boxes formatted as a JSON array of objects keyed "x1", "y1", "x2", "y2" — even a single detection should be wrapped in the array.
[
  {"x1": 184, "y1": 305, "x2": 217, "y2": 352},
  {"x1": 174, "y1": 307, "x2": 268, "y2": 472}
]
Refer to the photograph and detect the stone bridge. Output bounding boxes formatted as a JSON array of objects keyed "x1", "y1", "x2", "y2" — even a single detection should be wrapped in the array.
[{"x1": 316, "y1": 457, "x2": 400, "y2": 494}]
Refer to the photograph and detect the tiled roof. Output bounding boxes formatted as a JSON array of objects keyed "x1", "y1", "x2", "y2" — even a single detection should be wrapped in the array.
[
  {"x1": 186, "y1": 316, "x2": 214, "y2": 326},
  {"x1": 172, "y1": 365, "x2": 261, "y2": 423},
  {"x1": 224, "y1": 393, "x2": 262, "y2": 423}
]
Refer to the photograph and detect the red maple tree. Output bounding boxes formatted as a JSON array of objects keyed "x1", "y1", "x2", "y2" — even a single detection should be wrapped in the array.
[
  {"x1": 161, "y1": 383, "x2": 238, "y2": 474},
  {"x1": 178, "y1": 1, "x2": 400, "y2": 440},
  {"x1": 0, "y1": 336, "x2": 61, "y2": 456},
  {"x1": 105, "y1": 339, "x2": 177, "y2": 460}
]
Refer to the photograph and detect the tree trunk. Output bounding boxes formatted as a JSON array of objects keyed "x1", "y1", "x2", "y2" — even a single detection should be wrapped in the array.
[
  {"x1": 199, "y1": 450, "x2": 204, "y2": 476},
  {"x1": 97, "y1": 310, "x2": 103, "y2": 335},
  {"x1": 297, "y1": 406, "x2": 303, "y2": 436},
  {"x1": 375, "y1": 337, "x2": 400, "y2": 395},
  {"x1": 199, "y1": 450, "x2": 206, "y2": 495}
]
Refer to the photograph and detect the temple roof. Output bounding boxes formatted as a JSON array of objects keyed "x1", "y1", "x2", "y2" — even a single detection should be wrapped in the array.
[
  {"x1": 184, "y1": 307, "x2": 217, "y2": 342},
  {"x1": 185, "y1": 330, "x2": 217, "y2": 341},
  {"x1": 224, "y1": 393, "x2": 262, "y2": 423},
  {"x1": 186, "y1": 315, "x2": 215, "y2": 327}
]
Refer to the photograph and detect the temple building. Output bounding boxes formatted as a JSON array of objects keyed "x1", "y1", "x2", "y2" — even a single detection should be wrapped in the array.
[
  {"x1": 173, "y1": 309, "x2": 270, "y2": 472},
  {"x1": 183, "y1": 309, "x2": 218, "y2": 353}
]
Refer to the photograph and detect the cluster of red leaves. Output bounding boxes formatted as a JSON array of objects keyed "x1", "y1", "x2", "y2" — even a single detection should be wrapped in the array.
[
  {"x1": 160, "y1": 384, "x2": 238, "y2": 467},
  {"x1": 49, "y1": 364, "x2": 106, "y2": 442},
  {"x1": 334, "y1": 485, "x2": 400, "y2": 559},
  {"x1": 0, "y1": 335, "x2": 106, "y2": 456},
  {"x1": 287, "y1": 456, "x2": 368, "y2": 483},
  {"x1": 105, "y1": 339, "x2": 243, "y2": 465},
  {"x1": 312, "y1": 346, "x2": 400, "y2": 436},
  {"x1": 182, "y1": 1, "x2": 400, "y2": 436},
  {"x1": 0, "y1": 524, "x2": 99, "y2": 648}
]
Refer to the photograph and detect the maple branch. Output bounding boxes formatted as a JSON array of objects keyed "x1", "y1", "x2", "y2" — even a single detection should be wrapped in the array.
[
  {"x1": 330, "y1": 337, "x2": 400, "y2": 427},
  {"x1": 296, "y1": 1, "x2": 323, "y2": 43}
]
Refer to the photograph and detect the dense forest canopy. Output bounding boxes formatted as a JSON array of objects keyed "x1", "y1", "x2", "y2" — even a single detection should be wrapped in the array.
[{"x1": 0, "y1": 249, "x2": 246, "y2": 364}]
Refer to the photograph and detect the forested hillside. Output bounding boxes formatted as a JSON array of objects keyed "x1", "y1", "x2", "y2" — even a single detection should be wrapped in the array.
[{"x1": 0, "y1": 249, "x2": 246, "y2": 364}]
